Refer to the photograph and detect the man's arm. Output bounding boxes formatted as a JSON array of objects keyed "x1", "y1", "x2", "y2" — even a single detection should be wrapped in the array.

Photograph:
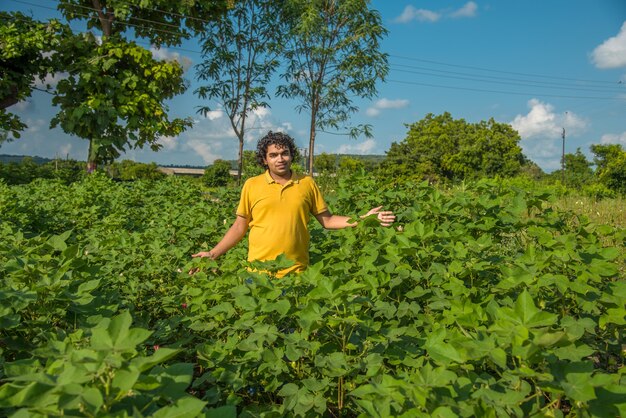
[
  {"x1": 315, "y1": 206, "x2": 395, "y2": 229},
  {"x1": 192, "y1": 215, "x2": 249, "y2": 259}
]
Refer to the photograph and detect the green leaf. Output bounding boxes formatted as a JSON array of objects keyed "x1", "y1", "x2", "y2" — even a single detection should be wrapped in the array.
[
  {"x1": 599, "y1": 307, "x2": 626, "y2": 328},
  {"x1": 514, "y1": 289, "x2": 557, "y2": 327},
  {"x1": 151, "y1": 396, "x2": 206, "y2": 418},
  {"x1": 131, "y1": 348, "x2": 181, "y2": 372},
  {"x1": 90, "y1": 311, "x2": 152, "y2": 352},
  {"x1": 81, "y1": 387, "x2": 104, "y2": 411},
  {"x1": 205, "y1": 405, "x2": 237, "y2": 418},
  {"x1": 46, "y1": 230, "x2": 72, "y2": 251},
  {"x1": 111, "y1": 368, "x2": 140, "y2": 393}
]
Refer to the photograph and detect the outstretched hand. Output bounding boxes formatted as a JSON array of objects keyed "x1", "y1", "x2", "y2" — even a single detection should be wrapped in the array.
[
  {"x1": 365, "y1": 206, "x2": 396, "y2": 227},
  {"x1": 189, "y1": 251, "x2": 216, "y2": 275}
]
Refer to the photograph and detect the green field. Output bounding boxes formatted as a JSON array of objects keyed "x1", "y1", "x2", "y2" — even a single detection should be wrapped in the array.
[{"x1": 1, "y1": 174, "x2": 624, "y2": 417}]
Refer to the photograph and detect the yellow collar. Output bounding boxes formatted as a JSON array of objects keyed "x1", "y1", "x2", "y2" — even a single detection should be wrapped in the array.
[{"x1": 264, "y1": 170, "x2": 300, "y2": 184}]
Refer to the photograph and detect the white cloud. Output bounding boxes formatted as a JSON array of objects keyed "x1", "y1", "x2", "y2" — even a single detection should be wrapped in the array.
[
  {"x1": 59, "y1": 143, "x2": 73, "y2": 157},
  {"x1": 23, "y1": 118, "x2": 48, "y2": 135},
  {"x1": 510, "y1": 99, "x2": 586, "y2": 139},
  {"x1": 157, "y1": 135, "x2": 177, "y2": 151},
  {"x1": 591, "y1": 21, "x2": 626, "y2": 69},
  {"x1": 394, "y1": 2, "x2": 478, "y2": 23},
  {"x1": 519, "y1": 140, "x2": 562, "y2": 172},
  {"x1": 202, "y1": 109, "x2": 225, "y2": 121},
  {"x1": 186, "y1": 138, "x2": 224, "y2": 164},
  {"x1": 600, "y1": 131, "x2": 626, "y2": 145},
  {"x1": 337, "y1": 139, "x2": 377, "y2": 154},
  {"x1": 394, "y1": 6, "x2": 440, "y2": 23},
  {"x1": 14, "y1": 101, "x2": 31, "y2": 112},
  {"x1": 243, "y1": 107, "x2": 289, "y2": 143},
  {"x1": 450, "y1": 2, "x2": 478, "y2": 18},
  {"x1": 366, "y1": 98, "x2": 410, "y2": 117},
  {"x1": 150, "y1": 46, "x2": 193, "y2": 72},
  {"x1": 510, "y1": 99, "x2": 588, "y2": 172},
  {"x1": 171, "y1": 105, "x2": 296, "y2": 164}
]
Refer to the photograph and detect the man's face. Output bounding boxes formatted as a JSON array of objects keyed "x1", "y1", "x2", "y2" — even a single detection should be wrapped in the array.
[{"x1": 263, "y1": 144, "x2": 292, "y2": 177}]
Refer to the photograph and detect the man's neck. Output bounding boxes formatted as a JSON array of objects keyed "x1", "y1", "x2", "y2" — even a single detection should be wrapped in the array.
[{"x1": 270, "y1": 169, "x2": 292, "y2": 185}]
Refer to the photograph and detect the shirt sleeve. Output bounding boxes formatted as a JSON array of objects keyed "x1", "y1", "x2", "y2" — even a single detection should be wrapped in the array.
[
  {"x1": 236, "y1": 180, "x2": 252, "y2": 220},
  {"x1": 309, "y1": 178, "x2": 328, "y2": 215}
]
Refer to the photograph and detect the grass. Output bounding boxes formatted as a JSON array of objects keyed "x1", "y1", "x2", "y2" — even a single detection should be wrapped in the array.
[{"x1": 553, "y1": 195, "x2": 626, "y2": 229}]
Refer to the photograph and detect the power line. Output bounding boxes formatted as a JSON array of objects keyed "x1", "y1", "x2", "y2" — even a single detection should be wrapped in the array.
[
  {"x1": 5, "y1": 0, "x2": 626, "y2": 101},
  {"x1": 389, "y1": 54, "x2": 619, "y2": 86},
  {"x1": 391, "y1": 68, "x2": 623, "y2": 94},
  {"x1": 385, "y1": 79, "x2": 626, "y2": 101},
  {"x1": 391, "y1": 63, "x2": 623, "y2": 93}
]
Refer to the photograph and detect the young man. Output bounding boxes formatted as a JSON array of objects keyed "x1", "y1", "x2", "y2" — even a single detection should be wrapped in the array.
[{"x1": 192, "y1": 131, "x2": 395, "y2": 277}]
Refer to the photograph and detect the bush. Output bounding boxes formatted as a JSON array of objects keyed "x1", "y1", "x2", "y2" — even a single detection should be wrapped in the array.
[
  {"x1": 582, "y1": 182, "x2": 616, "y2": 200},
  {"x1": 108, "y1": 160, "x2": 166, "y2": 181},
  {"x1": 203, "y1": 159, "x2": 233, "y2": 187}
]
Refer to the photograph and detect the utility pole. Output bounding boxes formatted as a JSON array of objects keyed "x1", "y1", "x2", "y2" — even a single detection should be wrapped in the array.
[{"x1": 561, "y1": 127, "x2": 566, "y2": 185}]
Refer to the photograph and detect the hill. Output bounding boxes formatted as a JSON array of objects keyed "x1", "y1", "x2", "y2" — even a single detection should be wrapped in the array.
[{"x1": 0, "y1": 154, "x2": 54, "y2": 165}]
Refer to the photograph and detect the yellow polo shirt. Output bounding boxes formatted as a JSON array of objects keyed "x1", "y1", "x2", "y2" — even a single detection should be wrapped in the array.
[{"x1": 236, "y1": 171, "x2": 328, "y2": 276}]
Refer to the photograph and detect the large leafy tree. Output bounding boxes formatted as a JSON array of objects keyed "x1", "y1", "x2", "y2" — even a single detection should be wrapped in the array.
[
  {"x1": 591, "y1": 143, "x2": 626, "y2": 194},
  {"x1": 52, "y1": 0, "x2": 232, "y2": 170},
  {"x1": 51, "y1": 34, "x2": 191, "y2": 167},
  {"x1": 195, "y1": 0, "x2": 285, "y2": 183},
  {"x1": 277, "y1": 0, "x2": 388, "y2": 172},
  {"x1": 382, "y1": 112, "x2": 525, "y2": 182},
  {"x1": 0, "y1": 12, "x2": 69, "y2": 142},
  {"x1": 553, "y1": 148, "x2": 594, "y2": 188}
]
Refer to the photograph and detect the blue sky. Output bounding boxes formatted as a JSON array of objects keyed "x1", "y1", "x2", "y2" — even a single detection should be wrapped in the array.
[{"x1": 2, "y1": 0, "x2": 626, "y2": 172}]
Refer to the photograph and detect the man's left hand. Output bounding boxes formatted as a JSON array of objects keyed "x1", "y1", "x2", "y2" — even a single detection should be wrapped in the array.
[{"x1": 365, "y1": 206, "x2": 396, "y2": 227}]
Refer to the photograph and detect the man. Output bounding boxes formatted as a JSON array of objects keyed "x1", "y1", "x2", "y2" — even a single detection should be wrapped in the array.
[{"x1": 192, "y1": 131, "x2": 395, "y2": 277}]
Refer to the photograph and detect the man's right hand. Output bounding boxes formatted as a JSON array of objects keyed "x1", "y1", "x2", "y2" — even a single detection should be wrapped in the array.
[
  {"x1": 189, "y1": 251, "x2": 217, "y2": 275},
  {"x1": 192, "y1": 251, "x2": 216, "y2": 259}
]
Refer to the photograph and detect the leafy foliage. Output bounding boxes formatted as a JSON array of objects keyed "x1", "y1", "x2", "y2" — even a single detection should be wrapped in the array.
[
  {"x1": 591, "y1": 144, "x2": 626, "y2": 195},
  {"x1": 1, "y1": 1, "x2": 242, "y2": 172},
  {"x1": 277, "y1": 0, "x2": 389, "y2": 171},
  {"x1": 107, "y1": 160, "x2": 166, "y2": 181},
  {"x1": 0, "y1": 12, "x2": 70, "y2": 139},
  {"x1": 57, "y1": 0, "x2": 232, "y2": 46},
  {"x1": 563, "y1": 148, "x2": 594, "y2": 188},
  {"x1": 0, "y1": 157, "x2": 85, "y2": 185},
  {"x1": 1, "y1": 174, "x2": 624, "y2": 416},
  {"x1": 203, "y1": 159, "x2": 233, "y2": 187},
  {"x1": 195, "y1": 0, "x2": 285, "y2": 182},
  {"x1": 51, "y1": 34, "x2": 192, "y2": 167},
  {"x1": 383, "y1": 112, "x2": 525, "y2": 183}
]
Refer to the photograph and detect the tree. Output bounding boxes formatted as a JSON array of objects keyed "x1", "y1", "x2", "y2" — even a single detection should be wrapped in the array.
[
  {"x1": 195, "y1": 0, "x2": 286, "y2": 183},
  {"x1": 51, "y1": 0, "x2": 233, "y2": 171},
  {"x1": 591, "y1": 143, "x2": 626, "y2": 194},
  {"x1": 338, "y1": 156, "x2": 364, "y2": 175},
  {"x1": 242, "y1": 149, "x2": 264, "y2": 179},
  {"x1": 277, "y1": 0, "x2": 388, "y2": 172},
  {"x1": 382, "y1": 112, "x2": 525, "y2": 182},
  {"x1": 203, "y1": 159, "x2": 232, "y2": 187},
  {"x1": 315, "y1": 152, "x2": 337, "y2": 174},
  {"x1": 0, "y1": 12, "x2": 69, "y2": 141},
  {"x1": 557, "y1": 148, "x2": 593, "y2": 188},
  {"x1": 108, "y1": 160, "x2": 165, "y2": 181},
  {"x1": 51, "y1": 34, "x2": 191, "y2": 170},
  {"x1": 590, "y1": 143, "x2": 623, "y2": 173}
]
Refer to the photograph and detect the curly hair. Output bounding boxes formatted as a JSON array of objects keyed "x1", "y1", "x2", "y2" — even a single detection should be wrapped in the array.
[{"x1": 256, "y1": 131, "x2": 298, "y2": 168}]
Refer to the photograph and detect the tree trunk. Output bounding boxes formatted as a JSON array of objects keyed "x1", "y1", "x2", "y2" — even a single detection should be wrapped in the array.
[
  {"x1": 308, "y1": 110, "x2": 316, "y2": 174},
  {"x1": 93, "y1": 0, "x2": 114, "y2": 37},
  {"x1": 237, "y1": 134, "x2": 244, "y2": 184},
  {"x1": 86, "y1": 138, "x2": 97, "y2": 173},
  {"x1": 0, "y1": 85, "x2": 19, "y2": 110}
]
